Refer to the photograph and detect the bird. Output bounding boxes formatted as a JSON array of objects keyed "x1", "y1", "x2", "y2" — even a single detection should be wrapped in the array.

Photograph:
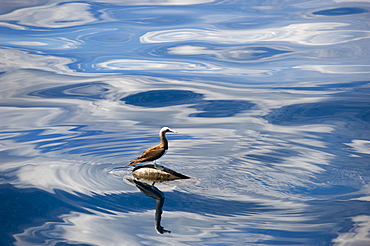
[{"x1": 126, "y1": 127, "x2": 178, "y2": 168}]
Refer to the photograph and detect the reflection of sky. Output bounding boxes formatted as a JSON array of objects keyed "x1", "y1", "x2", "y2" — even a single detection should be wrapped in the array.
[
  {"x1": 345, "y1": 140, "x2": 370, "y2": 155},
  {"x1": 0, "y1": 47, "x2": 74, "y2": 74},
  {"x1": 295, "y1": 65, "x2": 370, "y2": 74},
  {"x1": 94, "y1": 0, "x2": 216, "y2": 5},
  {"x1": 0, "y1": 2, "x2": 97, "y2": 28},
  {"x1": 0, "y1": 1, "x2": 368, "y2": 83},
  {"x1": 2, "y1": 70, "x2": 367, "y2": 195},
  {"x1": 0, "y1": 0, "x2": 370, "y2": 245},
  {"x1": 140, "y1": 23, "x2": 370, "y2": 45},
  {"x1": 333, "y1": 215, "x2": 370, "y2": 246},
  {"x1": 1, "y1": 64, "x2": 370, "y2": 245},
  {"x1": 97, "y1": 58, "x2": 219, "y2": 71}
]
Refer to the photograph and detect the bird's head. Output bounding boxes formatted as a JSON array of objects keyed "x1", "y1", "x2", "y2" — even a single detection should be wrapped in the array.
[{"x1": 161, "y1": 127, "x2": 178, "y2": 133}]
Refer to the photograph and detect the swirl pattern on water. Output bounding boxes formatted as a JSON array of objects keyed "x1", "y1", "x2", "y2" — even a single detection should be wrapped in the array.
[
  {"x1": 140, "y1": 23, "x2": 370, "y2": 46},
  {"x1": 0, "y1": 2, "x2": 98, "y2": 29},
  {"x1": 0, "y1": 0, "x2": 370, "y2": 245}
]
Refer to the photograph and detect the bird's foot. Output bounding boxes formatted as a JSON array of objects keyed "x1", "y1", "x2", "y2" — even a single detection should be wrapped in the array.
[{"x1": 156, "y1": 225, "x2": 171, "y2": 234}]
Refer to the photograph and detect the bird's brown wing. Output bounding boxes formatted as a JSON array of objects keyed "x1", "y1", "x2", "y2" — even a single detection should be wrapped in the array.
[{"x1": 126, "y1": 145, "x2": 166, "y2": 166}]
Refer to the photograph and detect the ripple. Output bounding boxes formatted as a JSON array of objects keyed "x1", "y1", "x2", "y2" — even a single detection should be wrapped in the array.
[
  {"x1": 86, "y1": 32, "x2": 132, "y2": 44},
  {"x1": 0, "y1": 2, "x2": 97, "y2": 29},
  {"x1": 295, "y1": 65, "x2": 370, "y2": 74},
  {"x1": 11, "y1": 159, "x2": 132, "y2": 195},
  {"x1": 264, "y1": 99, "x2": 370, "y2": 126},
  {"x1": 93, "y1": 0, "x2": 215, "y2": 5},
  {"x1": 96, "y1": 58, "x2": 217, "y2": 71},
  {"x1": 1, "y1": 0, "x2": 370, "y2": 244},
  {"x1": 141, "y1": 23, "x2": 370, "y2": 46},
  {"x1": 167, "y1": 45, "x2": 292, "y2": 63},
  {"x1": 0, "y1": 47, "x2": 74, "y2": 74},
  {"x1": 345, "y1": 140, "x2": 370, "y2": 155},
  {"x1": 29, "y1": 82, "x2": 111, "y2": 100}
]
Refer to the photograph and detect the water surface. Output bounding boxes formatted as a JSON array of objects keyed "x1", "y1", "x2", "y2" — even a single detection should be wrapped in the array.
[{"x1": 1, "y1": 0, "x2": 370, "y2": 245}]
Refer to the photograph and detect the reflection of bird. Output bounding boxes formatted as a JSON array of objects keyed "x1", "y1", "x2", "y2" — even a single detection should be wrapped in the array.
[
  {"x1": 132, "y1": 164, "x2": 190, "y2": 185},
  {"x1": 126, "y1": 178, "x2": 171, "y2": 234},
  {"x1": 126, "y1": 127, "x2": 178, "y2": 167}
]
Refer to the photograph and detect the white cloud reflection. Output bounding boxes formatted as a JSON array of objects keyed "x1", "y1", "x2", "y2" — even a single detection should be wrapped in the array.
[
  {"x1": 92, "y1": 0, "x2": 215, "y2": 5},
  {"x1": 0, "y1": 2, "x2": 97, "y2": 29},
  {"x1": 11, "y1": 194, "x2": 324, "y2": 246},
  {"x1": 141, "y1": 23, "x2": 370, "y2": 45},
  {"x1": 333, "y1": 215, "x2": 370, "y2": 246},
  {"x1": 97, "y1": 58, "x2": 219, "y2": 71},
  {"x1": 167, "y1": 44, "x2": 292, "y2": 63},
  {"x1": 295, "y1": 65, "x2": 370, "y2": 74},
  {"x1": 0, "y1": 47, "x2": 75, "y2": 74},
  {"x1": 95, "y1": 58, "x2": 278, "y2": 75},
  {"x1": 334, "y1": 0, "x2": 370, "y2": 2},
  {"x1": 345, "y1": 140, "x2": 370, "y2": 155},
  {"x1": 10, "y1": 41, "x2": 47, "y2": 46}
]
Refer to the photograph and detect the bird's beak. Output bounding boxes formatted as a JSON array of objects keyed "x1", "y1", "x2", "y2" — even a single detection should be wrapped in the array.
[{"x1": 171, "y1": 130, "x2": 178, "y2": 133}]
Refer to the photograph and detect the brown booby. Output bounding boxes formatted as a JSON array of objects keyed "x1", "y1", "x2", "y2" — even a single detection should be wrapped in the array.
[{"x1": 126, "y1": 127, "x2": 178, "y2": 167}]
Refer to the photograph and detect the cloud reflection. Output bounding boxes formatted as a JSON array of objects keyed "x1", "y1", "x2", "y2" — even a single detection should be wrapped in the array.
[
  {"x1": 0, "y1": 47, "x2": 74, "y2": 74},
  {"x1": 97, "y1": 59, "x2": 218, "y2": 71},
  {"x1": 333, "y1": 215, "x2": 370, "y2": 246},
  {"x1": 8, "y1": 182, "x2": 339, "y2": 245},
  {"x1": 295, "y1": 65, "x2": 370, "y2": 74},
  {"x1": 345, "y1": 140, "x2": 370, "y2": 155},
  {"x1": 93, "y1": 0, "x2": 215, "y2": 5},
  {"x1": 0, "y1": 0, "x2": 369, "y2": 243},
  {"x1": 167, "y1": 45, "x2": 292, "y2": 63},
  {"x1": 141, "y1": 22, "x2": 370, "y2": 45},
  {"x1": 0, "y1": 2, "x2": 97, "y2": 29},
  {"x1": 95, "y1": 58, "x2": 274, "y2": 76}
]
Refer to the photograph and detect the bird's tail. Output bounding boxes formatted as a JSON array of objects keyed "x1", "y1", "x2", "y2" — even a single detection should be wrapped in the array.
[{"x1": 125, "y1": 160, "x2": 137, "y2": 167}]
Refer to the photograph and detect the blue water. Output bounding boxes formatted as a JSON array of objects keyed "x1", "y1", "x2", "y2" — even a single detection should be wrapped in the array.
[{"x1": 1, "y1": 0, "x2": 370, "y2": 245}]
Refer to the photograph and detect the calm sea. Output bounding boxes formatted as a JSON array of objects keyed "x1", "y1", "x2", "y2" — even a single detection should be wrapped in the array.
[{"x1": 1, "y1": 0, "x2": 370, "y2": 245}]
